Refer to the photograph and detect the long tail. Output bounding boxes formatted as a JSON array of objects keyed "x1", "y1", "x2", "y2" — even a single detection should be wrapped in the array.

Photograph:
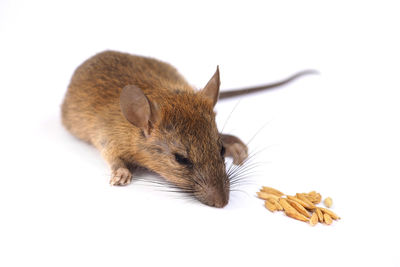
[{"x1": 219, "y1": 70, "x2": 318, "y2": 100}]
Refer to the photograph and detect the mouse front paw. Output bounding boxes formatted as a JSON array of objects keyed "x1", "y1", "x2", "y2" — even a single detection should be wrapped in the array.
[
  {"x1": 220, "y1": 134, "x2": 248, "y2": 165},
  {"x1": 110, "y1": 167, "x2": 132, "y2": 186}
]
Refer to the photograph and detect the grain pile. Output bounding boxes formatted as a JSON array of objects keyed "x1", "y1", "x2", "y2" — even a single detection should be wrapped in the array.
[{"x1": 257, "y1": 186, "x2": 340, "y2": 226}]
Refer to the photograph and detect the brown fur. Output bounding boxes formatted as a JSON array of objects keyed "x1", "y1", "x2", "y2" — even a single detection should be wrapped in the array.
[{"x1": 62, "y1": 51, "x2": 247, "y2": 207}]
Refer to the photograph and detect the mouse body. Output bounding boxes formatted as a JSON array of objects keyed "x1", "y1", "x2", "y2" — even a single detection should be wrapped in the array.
[{"x1": 62, "y1": 50, "x2": 313, "y2": 207}]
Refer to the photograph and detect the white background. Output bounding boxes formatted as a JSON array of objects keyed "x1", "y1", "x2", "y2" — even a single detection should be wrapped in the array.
[{"x1": 1, "y1": 0, "x2": 399, "y2": 266}]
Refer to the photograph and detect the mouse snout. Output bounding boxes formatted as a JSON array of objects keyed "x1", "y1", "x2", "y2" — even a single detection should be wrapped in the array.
[{"x1": 197, "y1": 184, "x2": 229, "y2": 208}]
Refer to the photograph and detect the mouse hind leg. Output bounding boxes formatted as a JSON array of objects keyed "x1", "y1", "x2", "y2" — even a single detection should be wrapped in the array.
[{"x1": 220, "y1": 134, "x2": 248, "y2": 165}]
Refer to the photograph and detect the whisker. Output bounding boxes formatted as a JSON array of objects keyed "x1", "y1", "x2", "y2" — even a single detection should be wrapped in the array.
[
  {"x1": 226, "y1": 147, "x2": 264, "y2": 168},
  {"x1": 193, "y1": 170, "x2": 207, "y2": 187},
  {"x1": 134, "y1": 176, "x2": 195, "y2": 195},
  {"x1": 227, "y1": 159, "x2": 261, "y2": 177},
  {"x1": 227, "y1": 162, "x2": 264, "y2": 177},
  {"x1": 245, "y1": 120, "x2": 272, "y2": 146},
  {"x1": 230, "y1": 174, "x2": 259, "y2": 184},
  {"x1": 230, "y1": 177, "x2": 258, "y2": 186},
  {"x1": 230, "y1": 190, "x2": 248, "y2": 197},
  {"x1": 230, "y1": 188, "x2": 253, "y2": 197},
  {"x1": 220, "y1": 98, "x2": 242, "y2": 133},
  {"x1": 228, "y1": 162, "x2": 268, "y2": 179}
]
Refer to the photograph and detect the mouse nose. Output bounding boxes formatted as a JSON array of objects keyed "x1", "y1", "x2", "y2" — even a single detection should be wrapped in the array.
[
  {"x1": 212, "y1": 198, "x2": 228, "y2": 208},
  {"x1": 202, "y1": 186, "x2": 229, "y2": 208}
]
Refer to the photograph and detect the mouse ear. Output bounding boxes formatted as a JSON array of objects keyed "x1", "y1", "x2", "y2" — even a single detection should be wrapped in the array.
[
  {"x1": 120, "y1": 85, "x2": 160, "y2": 137},
  {"x1": 201, "y1": 66, "x2": 220, "y2": 107}
]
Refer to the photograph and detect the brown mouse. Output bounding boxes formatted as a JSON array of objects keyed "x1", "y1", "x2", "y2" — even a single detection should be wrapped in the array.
[{"x1": 61, "y1": 50, "x2": 314, "y2": 208}]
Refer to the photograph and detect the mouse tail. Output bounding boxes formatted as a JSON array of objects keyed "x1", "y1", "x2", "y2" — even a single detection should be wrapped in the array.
[{"x1": 218, "y1": 70, "x2": 318, "y2": 100}]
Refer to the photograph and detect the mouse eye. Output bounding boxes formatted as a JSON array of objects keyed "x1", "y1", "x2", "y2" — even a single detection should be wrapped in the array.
[
  {"x1": 220, "y1": 146, "x2": 226, "y2": 157},
  {"x1": 174, "y1": 153, "x2": 192, "y2": 167}
]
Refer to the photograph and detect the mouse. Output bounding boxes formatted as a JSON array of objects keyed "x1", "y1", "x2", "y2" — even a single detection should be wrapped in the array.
[{"x1": 61, "y1": 50, "x2": 315, "y2": 208}]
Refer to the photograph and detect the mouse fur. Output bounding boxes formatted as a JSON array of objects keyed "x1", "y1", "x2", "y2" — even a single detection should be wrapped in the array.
[{"x1": 62, "y1": 50, "x2": 248, "y2": 208}]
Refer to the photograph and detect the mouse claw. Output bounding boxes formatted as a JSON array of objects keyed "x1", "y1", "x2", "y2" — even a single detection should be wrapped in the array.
[{"x1": 110, "y1": 167, "x2": 132, "y2": 186}]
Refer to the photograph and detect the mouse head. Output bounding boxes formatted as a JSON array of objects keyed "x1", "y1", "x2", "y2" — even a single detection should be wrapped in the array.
[{"x1": 120, "y1": 68, "x2": 229, "y2": 208}]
